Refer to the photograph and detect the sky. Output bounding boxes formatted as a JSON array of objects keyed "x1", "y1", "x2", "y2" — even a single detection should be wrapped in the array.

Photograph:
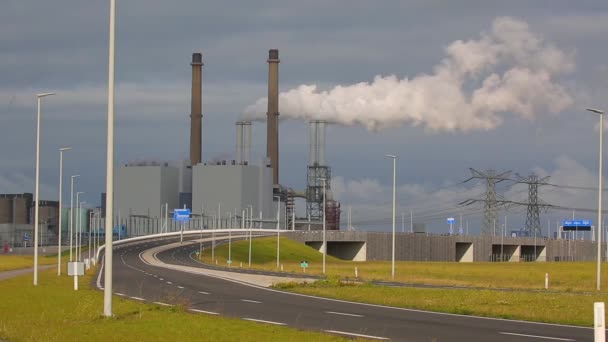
[{"x1": 2, "y1": 1, "x2": 608, "y2": 235}]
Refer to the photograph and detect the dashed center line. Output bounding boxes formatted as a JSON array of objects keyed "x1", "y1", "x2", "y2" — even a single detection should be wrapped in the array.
[
  {"x1": 326, "y1": 311, "x2": 364, "y2": 318},
  {"x1": 177, "y1": 286, "x2": 184, "y2": 289},
  {"x1": 241, "y1": 299, "x2": 262, "y2": 304},
  {"x1": 166, "y1": 281, "x2": 173, "y2": 284},
  {"x1": 243, "y1": 318, "x2": 285, "y2": 326},
  {"x1": 325, "y1": 330, "x2": 388, "y2": 340},
  {"x1": 190, "y1": 309, "x2": 219, "y2": 315},
  {"x1": 198, "y1": 291, "x2": 210, "y2": 295},
  {"x1": 499, "y1": 332, "x2": 575, "y2": 341}
]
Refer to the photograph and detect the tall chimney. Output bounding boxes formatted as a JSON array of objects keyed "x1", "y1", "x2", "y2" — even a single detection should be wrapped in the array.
[
  {"x1": 267, "y1": 49, "x2": 280, "y2": 185},
  {"x1": 190, "y1": 52, "x2": 203, "y2": 166}
]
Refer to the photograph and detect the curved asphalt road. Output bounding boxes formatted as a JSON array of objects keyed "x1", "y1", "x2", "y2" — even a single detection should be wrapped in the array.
[{"x1": 99, "y1": 237, "x2": 593, "y2": 341}]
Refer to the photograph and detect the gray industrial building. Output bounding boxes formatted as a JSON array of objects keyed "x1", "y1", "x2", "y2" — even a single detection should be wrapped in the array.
[
  {"x1": 192, "y1": 162, "x2": 273, "y2": 223},
  {"x1": 114, "y1": 164, "x2": 180, "y2": 219}
]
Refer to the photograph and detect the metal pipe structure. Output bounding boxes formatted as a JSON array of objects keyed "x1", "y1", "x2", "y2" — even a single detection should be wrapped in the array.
[
  {"x1": 266, "y1": 49, "x2": 280, "y2": 185},
  {"x1": 69, "y1": 175, "x2": 79, "y2": 263},
  {"x1": 190, "y1": 52, "x2": 203, "y2": 166},
  {"x1": 243, "y1": 121, "x2": 252, "y2": 164},
  {"x1": 235, "y1": 121, "x2": 243, "y2": 164}
]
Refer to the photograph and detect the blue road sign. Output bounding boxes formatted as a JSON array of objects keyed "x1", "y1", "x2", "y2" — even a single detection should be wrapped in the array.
[
  {"x1": 174, "y1": 209, "x2": 191, "y2": 222},
  {"x1": 23, "y1": 233, "x2": 29, "y2": 242},
  {"x1": 562, "y1": 220, "x2": 591, "y2": 227},
  {"x1": 447, "y1": 217, "x2": 455, "y2": 224}
]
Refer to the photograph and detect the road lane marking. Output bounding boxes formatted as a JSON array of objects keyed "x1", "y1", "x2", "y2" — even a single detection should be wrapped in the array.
[
  {"x1": 159, "y1": 278, "x2": 164, "y2": 281},
  {"x1": 198, "y1": 291, "x2": 210, "y2": 295},
  {"x1": 130, "y1": 296, "x2": 146, "y2": 301},
  {"x1": 241, "y1": 299, "x2": 262, "y2": 304},
  {"x1": 115, "y1": 293, "x2": 126, "y2": 297},
  {"x1": 166, "y1": 281, "x2": 172, "y2": 284},
  {"x1": 325, "y1": 330, "x2": 388, "y2": 340},
  {"x1": 190, "y1": 309, "x2": 219, "y2": 315},
  {"x1": 177, "y1": 286, "x2": 184, "y2": 289},
  {"x1": 499, "y1": 332, "x2": 575, "y2": 341},
  {"x1": 243, "y1": 318, "x2": 285, "y2": 325},
  {"x1": 153, "y1": 302, "x2": 173, "y2": 307},
  {"x1": 326, "y1": 311, "x2": 364, "y2": 317}
]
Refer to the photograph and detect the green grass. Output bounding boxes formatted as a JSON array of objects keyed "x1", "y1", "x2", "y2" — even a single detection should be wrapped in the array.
[
  {"x1": 0, "y1": 268, "x2": 351, "y2": 342},
  {"x1": 200, "y1": 236, "x2": 608, "y2": 326},
  {"x1": 275, "y1": 279, "x2": 608, "y2": 327},
  {"x1": 202, "y1": 237, "x2": 608, "y2": 293},
  {"x1": 0, "y1": 246, "x2": 92, "y2": 272}
]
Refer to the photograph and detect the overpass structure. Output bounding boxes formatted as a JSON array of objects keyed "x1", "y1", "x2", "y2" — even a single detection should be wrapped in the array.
[{"x1": 285, "y1": 230, "x2": 602, "y2": 262}]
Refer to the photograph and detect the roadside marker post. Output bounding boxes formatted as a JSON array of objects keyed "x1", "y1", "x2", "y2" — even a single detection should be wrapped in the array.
[
  {"x1": 300, "y1": 260, "x2": 309, "y2": 273},
  {"x1": 594, "y1": 302, "x2": 605, "y2": 342},
  {"x1": 545, "y1": 273, "x2": 549, "y2": 289}
]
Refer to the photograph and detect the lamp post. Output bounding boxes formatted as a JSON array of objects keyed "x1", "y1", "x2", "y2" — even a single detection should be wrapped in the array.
[
  {"x1": 248, "y1": 205, "x2": 253, "y2": 267},
  {"x1": 57, "y1": 147, "x2": 71, "y2": 275},
  {"x1": 76, "y1": 192, "x2": 84, "y2": 262},
  {"x1": 385, "y1": 154, "x2": 397, "y2": 280},
  {"x1": 588, "y1": 108, "x2": 605, "y2": 291},
  {"x1": 274, "y1": 195, "x2": 281, "y2": 269},
  {"x1": 33, "y1": 92, "x2": 55, "y2": 286},
  {"x1": 104, "y1": 0, "x2": 116, "y2": 317},
  {"x1": 69, "y1": 175, "x2": 80, "y2": 263},
  {"x1": 78, "y1": 201, "x2": 86, "y2": 262},
  {"x1": 318, "y1": 178, "x2": 327, "y2": 274}
]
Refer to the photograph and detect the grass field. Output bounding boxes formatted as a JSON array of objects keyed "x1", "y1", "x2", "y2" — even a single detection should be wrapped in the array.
[
  {"x1": 200, "y1": 236, "x2": 608, "y2": 293},
  {"x1": 199, "y1": 236, "x2": 608, "y2": 326},
  {"x1": 0, "y1": 246, "x2": 91, "y2": 272},
  {"x1": 0, "y1": 268, "x2": 350, "y2": 341}
]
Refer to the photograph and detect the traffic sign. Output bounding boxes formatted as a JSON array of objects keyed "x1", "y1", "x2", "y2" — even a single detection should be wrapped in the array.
[
  {"x1": 227, "y1": 259, "x2": 232, "y2": 265},
  {"x1": 174, "y1": 208, "x2": 191, "y2": 222},
  {"x1": 23, "y1": 233, "x2": 29, "y2": 242},
  {"x1": 447, "y1": 217, "x2": 455, "y2": 225},
  {"x1": 300, "y1": 261, "x2": 309, "y2": 268},
  {"x1": 562, "y1": 219, "x2": 592, "y2": 231}
]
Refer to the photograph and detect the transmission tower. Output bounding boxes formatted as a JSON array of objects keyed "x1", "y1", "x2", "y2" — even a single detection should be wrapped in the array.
[
  {"x1": 461, "y1": 169, "x2": 512, "y2": 235},
  {"x1": 515, "y1": 173, "x2": 550, "y2": 237}
]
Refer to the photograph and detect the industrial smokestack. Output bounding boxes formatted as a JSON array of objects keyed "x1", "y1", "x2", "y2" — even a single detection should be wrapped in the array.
[
  {"x1": 243, "y1": 121, "x2": 252, "y2": 164},
  {"x1": 190, "y1": 52, "x2": 203, "y2": 166},
  {"x1": 235, "y1": 121, "x2": 243, "y2": 164},
  {"x1": 267, "y1": 49, "x2": 280, "y2": 185}
]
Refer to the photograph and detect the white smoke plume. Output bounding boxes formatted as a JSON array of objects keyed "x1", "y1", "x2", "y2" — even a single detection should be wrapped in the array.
[{"x1": 244, "y1": 17, "x2": 575, "y2": 132}]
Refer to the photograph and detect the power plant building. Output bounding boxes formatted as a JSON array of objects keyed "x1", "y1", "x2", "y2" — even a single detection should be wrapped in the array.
[
  {"x1": 192, "y1": 162, "x2": 273, "y2": 223},
  {"x1": 113, "y1": 164, "x2": 180, "y2": 219}
]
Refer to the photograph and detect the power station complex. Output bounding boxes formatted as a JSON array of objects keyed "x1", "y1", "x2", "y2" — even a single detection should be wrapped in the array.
[
  {"x1": 110, "y1": 50, "x2": 340, "y2": 232},
  {"x1": 0, "y1": 49, "x2": 604, "y2": 263}
]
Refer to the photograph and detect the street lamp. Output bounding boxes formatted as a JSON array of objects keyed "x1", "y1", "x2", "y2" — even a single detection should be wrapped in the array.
[
  {"x1": 69, "y1": 175, "x2": 80, "y2": 263},
  {"x1": 57, "y1": 147, "x2": 71, "y2": 275},
  {"x1": 385, "y1": 154, "x2": 397, "y2": 280},
  {"x1": 104, "y1": 0, "x2": 117, "y2": 317},
  {"x1": 247, "y1": 204, "x2": 253, "y2": 267},
  {"x1": 33, "y1": 92, "x2": 55, "y2": 286},
  {"x1": 274, "y1": 195, "x2": 281, "y2": 269},
  {"x1": 76, "y1": 192, "x2": 84, "y2": 262},
  {"x1": 587, "y1": 107, "x2": 605, "y2": 291},
  {"x1": 318, "y1": 178, "x2": 327, "y2": 274}
]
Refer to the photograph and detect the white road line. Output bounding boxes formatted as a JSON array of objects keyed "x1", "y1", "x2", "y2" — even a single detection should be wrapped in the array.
[
  {"x1": 326, "y1": 311, "x2": 364, "y2": 317},
  {"x1": 153, "y1": 302, "x2": 173, "y2": 307},
  {"x1": 499, "y1": 332, "x2": 575, "y2": 341},
  {"x1": 159, "y1": 278, "x2": 164, "y2": 281},
  {"x1": 115, "y1": 293, "x2": 126, "y2": 297},
  {"x1": 325, "y1": 330, "x2": 388, "y2": 340},
  {"x1": 241, "y1": 299, "x2": 262, "y2": 304},
  {"x1": 190, "y1": 309, "x2": 219, "y2": 315},
  {"x1": 242, "y1": 318, "x2": 286, "y2": 326},
  {"x1": 166, "y1": 281, "x2": 172, "y2": 284},
  {"x1": 130, "y1": 296, "x2": 146, "y2": 301},
  {"x1": 153, "y1": 275, "x2": 158, "y2": 277},
  {"x1": 198, "y1": 291, "x2": 210, "y2": 295},
  {"x1": 177, "y1": 286, "x2": 184, "y2": 289}
]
